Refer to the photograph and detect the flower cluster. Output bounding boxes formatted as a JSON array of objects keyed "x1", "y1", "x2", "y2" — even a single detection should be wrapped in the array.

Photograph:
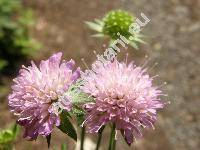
[
  {"x1": 81, "y1": 60, "x2": 165, "y2": 144},
  {"x1": 8, "y1": 53, "x2": 166, "y2": 146},
  {"x1": 7, "y1": 8, "x2": 167, "y2": 149},
  {"x1": 8, "y1": 52, "x2": 80, "y2": 140}
]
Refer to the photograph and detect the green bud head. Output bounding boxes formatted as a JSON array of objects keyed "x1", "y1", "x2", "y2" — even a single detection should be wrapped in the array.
[{"x1": 103, "y1": 10, "x2": 135, "y2": 39}]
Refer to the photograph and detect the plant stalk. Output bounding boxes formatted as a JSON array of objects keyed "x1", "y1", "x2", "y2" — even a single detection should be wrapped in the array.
[
  {"x1": 108, "y1": 124, "x2": 116, "y2": 150},
  {"x1": 95, "y1": 126, "x2": 105, "y2": 150},
  {"x1": 80, "y1": 126, "x2": 85, "y2": 150}
]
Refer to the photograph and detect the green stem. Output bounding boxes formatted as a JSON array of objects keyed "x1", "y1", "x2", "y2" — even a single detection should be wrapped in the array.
[
  {"x1": 113, "y1": 138, "x2": 116, "y2": 150},
  {"x1": 108, "y1": 124, "x2": 116, "y2": 150},
  {"x1": 95, "y1": 126, "x2": 105, "y2": 150},
  {"x1": 80, "y1": 126, "x2": 85, "y2": 150}
]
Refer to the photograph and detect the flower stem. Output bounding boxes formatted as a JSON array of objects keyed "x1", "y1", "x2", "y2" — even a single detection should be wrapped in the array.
[
  {"x1": 80, "y1": 126, "x2": 85, "y2": 150},
  {"x1": 108, "y1": 124, "x2": 116, "y2": 150},
  {"x1": 112, "y1": 131, "x2": 116, "y2": 150},
  {"x1": 95, "y1": 126, "x2": 105, "y2": 150}
]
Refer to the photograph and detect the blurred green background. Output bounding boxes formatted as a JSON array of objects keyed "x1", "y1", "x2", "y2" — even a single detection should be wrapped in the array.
[{"x1": 0, "y1": 0, "x2": 199, "y2": 150}]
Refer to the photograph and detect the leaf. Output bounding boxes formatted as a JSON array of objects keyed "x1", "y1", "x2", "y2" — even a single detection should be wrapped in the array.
[
  {"x1": 76, "y1": 115, "x2": 85, "y2": 126},
  {"x1": 72, "y1": 105, "x2": 85, "y2": 125},
  {"x1": 0, "y1": 124, "x2": 19, "y2": 144},
  {"x1": 85, "y1": 21, "x2": 103, "y2": 32},
  {"x1": 0, "y1": 59, "x2": 7, "y2": 70},
  {"x1": 61, "y1": 143, "x2": 67, "y2": 150},
  {"x1": 71, "y1": 105, "x2": 85, "y2": 126},
  {"x1": 94, "y1": 19, "x2": 104, "y2": 26},
  {"x1": 131, "y1": 34, "x2": 146, "y2": 44},
  {"x1": 66, "y1": 81, "x2": 94, "y2": 105},
  {"x1": 108, "y1": 39, "x2": 115, "y2": 48},
  {"x1": 72, "y1": 105, "x2": 85, "y2": 116},
  {"x1": 72, "y1": 92, "x2": 94, "y2": 105},
  {"x1": 91, "y1": 33, "x2": 105, "y2": 38},
  {"x1": 0, "y1": 130, "x2": 13, "y2": 144},
  {"x1": 134, "y1": 37, "x2": 146, "y2": 44},
  {"x1": 46, "y1": 134, "x2": 51, "y2": 148},
  {"x1": 12, "y1": 124, "x2": 19, "y2": 139},
  {"x1": 129, "y1": 41, "x2": 139, "y2": 49},
  {"x1": 58, "y1": 111, "x2": 77, "y2": 141}
]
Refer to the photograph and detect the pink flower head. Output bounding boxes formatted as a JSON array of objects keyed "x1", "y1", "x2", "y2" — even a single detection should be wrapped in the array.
[
  {"x1": 8, "y1": 52, "x2": 80, "y2": 140},
  {"x1": 81, "y1": 60, "x2": 166, "y2": 144}
]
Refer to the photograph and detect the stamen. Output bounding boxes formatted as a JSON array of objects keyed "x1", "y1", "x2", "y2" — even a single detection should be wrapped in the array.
[
  {"x1": 93, "y1": 50, "x2": 99, "y2": 57},
  {"x1": 81, "y1": 58, "x2": 90, "y2": 70},
  {"x1": 157, "y1": 82, "x2": 167, "y2": 88},
  {"x1": 147, "y1": 62, "x2": 158, "y2": 72},
  {"x1": 140, "y1": 55, "x2": 151, "y2": 68},
  {"x1": 124, "y1": 53, "x2": 129, "y2": 64},
  {"x1": 151, "y1": 75, "x2": 159, "y2": 79}
]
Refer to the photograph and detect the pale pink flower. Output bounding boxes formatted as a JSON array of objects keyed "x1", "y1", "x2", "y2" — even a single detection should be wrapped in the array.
[
  {"x1": 8, "y1": 52, "x2": 80, "y2": 140},
  {"x1": 81, "y1": 60, "x2": 165, "y2": 144}
]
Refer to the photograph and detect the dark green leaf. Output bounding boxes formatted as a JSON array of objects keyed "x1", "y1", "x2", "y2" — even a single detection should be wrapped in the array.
[
  {"x1": 71, "y1": 105, "x2": 85, "y2": 126},
  {"x1": 58, "y1": 111, "x2": 77, "y2": 141},
  {"x1": 76, "y1": 115, "x2": 85, "y2": 126}
]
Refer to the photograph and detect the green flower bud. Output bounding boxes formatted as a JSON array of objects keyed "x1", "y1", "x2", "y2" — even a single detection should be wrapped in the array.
[
  {"x1": 86, "y1": 9, "x2": 146, "y2": 49},
  {"x1": 102, "y1": 10, "x2": 135, "y2": 39}
]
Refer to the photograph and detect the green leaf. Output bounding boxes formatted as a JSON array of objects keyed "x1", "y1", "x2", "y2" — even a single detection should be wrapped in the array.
[
  {"x1": 66, "y1": 80, "x2": 94, "y2": 105},
  {"x1": 0, "y1": 59, "x2": 8, "y2": 70},
  {"x1": 108, "y1": 39, "x2": 115, "y2": 48},
  {"x1": 18, "y1": 9, "x2": 34, "y2": 26},
  {"x1": 85, "y1": 21, "x2": 103, "y2": 32},
  {"x1": 61, "y1": 143, "x2": 67, "y2": 150},
  {"x1": 134, "y1": 38, "x2": 146, "y2": 44},
  {"x1": 94, "y1": 19, "x2": 104, "y2": 26},
  {"x1": 0, "y1": 124, "x2": 19, "y2": 144},
  {"x1": 0, "y1": 131, "x2": 13, "y2": 144},
  {"x1": 58, "y1": 111, "x2": 77, "y2": 141},
  {"x1": 76, "y1": 115, "x2": 85, "y2": 126},
  {"x1": 131, "y1": 33, "x2": 146, "y2": 44},
  {"x1": 71, "y1": 105, "x2": 85, "y2": 126},
  {"x1": 71, "y1": 105, "x2": 85, "y2": 116},
  {"x1": 91, "y1": 33, "x2": 105, "y2": 38},
  {"x1": 11, "y1": 124, "x2": 19, "y2": 139},
  {"x1": 72, "y1": 92, "x2": 94, "y2": 105},
  {"x1": 129, "y1": 41, "x2": 139, "y2": 49},
  {"x1": 0, "y1": 0, "x2": 41, "y2": 75}
]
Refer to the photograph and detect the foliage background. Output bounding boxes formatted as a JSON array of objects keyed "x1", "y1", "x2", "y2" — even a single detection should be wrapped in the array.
[{"x1": 0, "y1": 0, "x2": 40, "y2": 75}]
